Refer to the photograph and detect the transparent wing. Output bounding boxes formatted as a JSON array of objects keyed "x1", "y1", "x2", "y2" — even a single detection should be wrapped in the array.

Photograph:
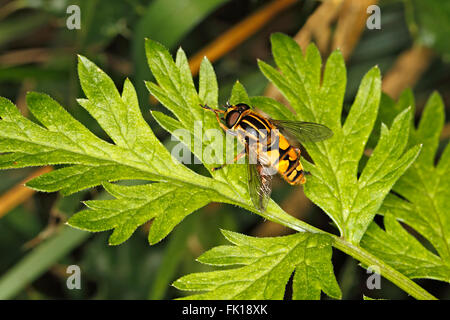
[
  {"x1": 271, "y1": 120, "x2": 333, "y2": 143},
  {"x1": 247, "y1": 160, "x2": 272, "y2": 212}
]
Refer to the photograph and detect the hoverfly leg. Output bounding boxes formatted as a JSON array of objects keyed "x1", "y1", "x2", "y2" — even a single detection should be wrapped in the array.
[
  {"x1": 200, "y1": 104, "x2": 230, "y2": 132},
  {"x1": 211, "y1": 148, "x2": 246, "y2": 172},
  {"x1": 211, "y1": 165, "x2": 225, "y2": 171}
]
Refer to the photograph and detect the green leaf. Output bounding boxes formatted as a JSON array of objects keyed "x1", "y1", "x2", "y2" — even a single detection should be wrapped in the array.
[
  {"x1": 26, "y1": 164, "x2": 151, "y2": 196},
  {"x1": 363, "y1": 295, "x2": 385, "y2": 300},
  {"x1": 361, "y1": 92, "x2": 450, "y2": 283},
  {"x1": 144, "y1": 39, "x2": 249, "y2": 198},
  {"x1": 0, "y1": 56, "x2": 215, "y2": 246},
  {"x1": 148, "y1": 214, "x2": 197, "y2": 299},
  {"x1": 132, "y1": 0, "x2": 230, "y2": 102},
  {"x1": 249, "y1": 96, "x2": 294, "y2": 120},
  {"x1": 362, "y1": 213, "x2": 449, "y2": 282},
  {"x1": 143, "y1": 42, "x2": 307, "y2": 239},
  {"x1": 69, "y1": 182, "x2": 217, "y2": 245},
  {"x1": 173, "y1": 230, "x2": 341, "y2": 300},
  {"x1": 199, "y1": 57, "x2": 219, "y2": 108},
  {"x1": 229, "y1": 81, "x2": 251, "y2": 106},
  {"x1": 258, "y1": 33, "x2": 421, "y2": 244},
  {"x1": 366, "y1": 89, "x2": 415, "y2": 149},
  {"x1": 0, "y1": 34, "x2": 439, "y2": 300},
  {"x1": 151, "y1": 111, "x2": 185, "y2": 134},
  {"x1": 0, "y1": 39, "x2": 307, "y2": 248}
]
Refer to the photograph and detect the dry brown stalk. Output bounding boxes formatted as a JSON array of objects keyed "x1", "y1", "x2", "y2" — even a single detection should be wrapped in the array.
[
  {"x1": 264, "y1": 0, "x2": 344, "y2": 104},
  {"x1": 332, "y1": 0, "x2": 378, "y2": 61},
  {"x1": 382, "y1": 45, "x2": 434, "y2": 100},
  {"x1": 0, "y1": 166, "x2": 53, "y2": 219},
  {"x1": 0, "y1": 48, "x2": 51, "y2": 67},
  {"x1": 188, "y1": 0, "x2": 298, "y2": 76}
]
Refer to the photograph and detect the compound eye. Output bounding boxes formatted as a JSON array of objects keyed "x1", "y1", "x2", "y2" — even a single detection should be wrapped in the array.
[
  {"x1": 236, "y1": 103, "x2": 250, "y2": 111},
  {"x1": 226, "y1": 110, "x2": 240, "y2": 128}
]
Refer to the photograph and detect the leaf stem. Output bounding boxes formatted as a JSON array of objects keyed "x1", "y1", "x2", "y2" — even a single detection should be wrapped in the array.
[{"x1": 331, "y1": 236, "x2": 437, "y2": 300}]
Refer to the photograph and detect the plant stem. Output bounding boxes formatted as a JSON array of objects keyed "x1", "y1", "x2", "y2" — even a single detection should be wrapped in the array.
[{"x1": 331, "y1": 236, "x2": 437, "y2": 300}]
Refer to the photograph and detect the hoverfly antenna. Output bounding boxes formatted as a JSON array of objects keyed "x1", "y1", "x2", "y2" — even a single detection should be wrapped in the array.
[
  {"x1": 200, "y1": 104, "x2": 225, "y2": 115},
  {"x1": 200, "y1": 104, "x2": 215, "y2": 112}
]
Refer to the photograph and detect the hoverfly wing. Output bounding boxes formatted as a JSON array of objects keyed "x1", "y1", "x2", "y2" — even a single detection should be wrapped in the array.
[
  {"x1": 271, "y1": 120, "x2": 333, "y2": 143},
  {"x1": 247, "y1": 161, "x2": 272, "y2": 212}
]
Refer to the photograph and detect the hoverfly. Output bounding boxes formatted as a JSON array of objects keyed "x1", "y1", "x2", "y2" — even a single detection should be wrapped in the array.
[{"x1": 201, "y1": 103, "x2": 333, "y2": 212}]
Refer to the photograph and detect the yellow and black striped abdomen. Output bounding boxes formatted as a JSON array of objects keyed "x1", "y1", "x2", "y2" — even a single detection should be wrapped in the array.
[
  {"x1": 233, "y1": 112, "x2": 306, "y2": 185},
  {"x1": 275, "y1": 134, "x2": 306, "y2": 185}
]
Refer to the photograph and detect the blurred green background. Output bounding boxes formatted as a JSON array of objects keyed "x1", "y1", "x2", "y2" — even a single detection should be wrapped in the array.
[{"x1": 0, "y1": 0, "x2": 449, "y2": 300}]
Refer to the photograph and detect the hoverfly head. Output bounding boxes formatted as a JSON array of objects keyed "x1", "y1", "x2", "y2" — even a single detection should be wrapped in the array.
[{"x1": 224, "y1": 103, "x2": 249, "y2": 128}]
